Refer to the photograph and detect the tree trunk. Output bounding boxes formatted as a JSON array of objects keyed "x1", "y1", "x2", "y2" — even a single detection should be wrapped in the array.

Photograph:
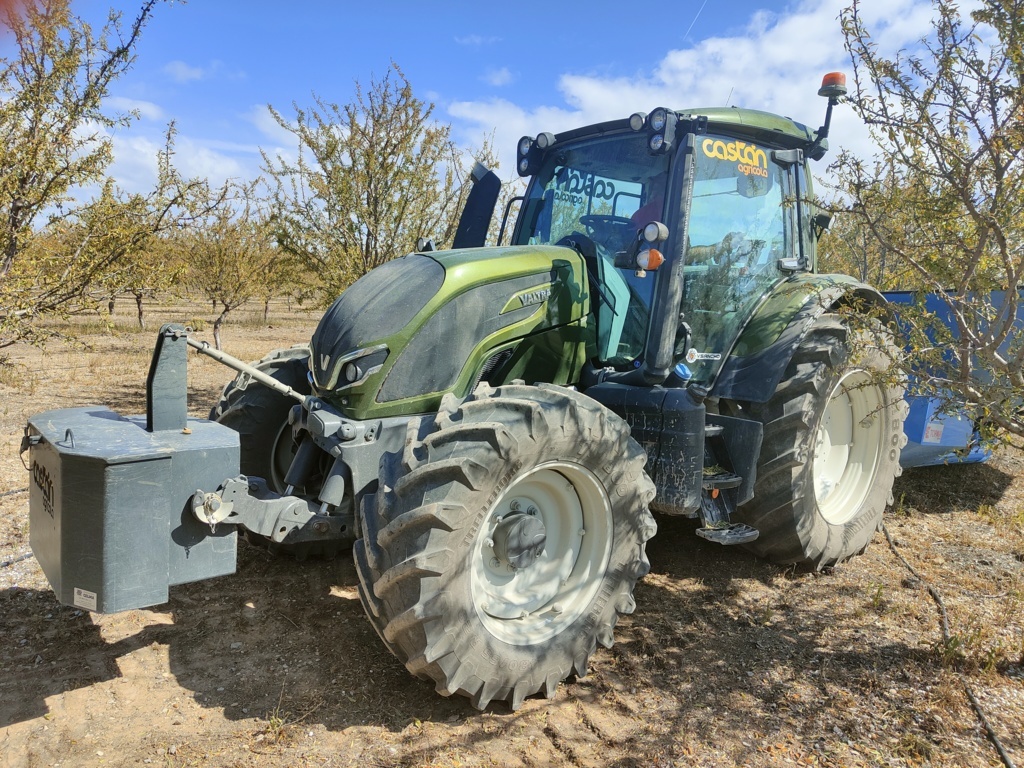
[
  {"x1": 108, "y1": 297, "x2": 115, "y2": 315},
  {"x1": 213, "y1": 308, "x2": 230, "y2": 350},
  {"x1": 135, "y1": 293, "x2": 145, "y2": 329},
  {"x1": 264, "y1": 298, "x2": 270, "y2": 324}
]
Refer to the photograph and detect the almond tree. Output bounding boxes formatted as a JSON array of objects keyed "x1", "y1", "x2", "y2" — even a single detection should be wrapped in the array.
[
  {"x1": 833, "y1": 0, "x2": 1024, "y2": 441},
  {"x1": 183, "y1": 184, "x2": 285, "y2": 350},
  {"x1": 0, "y1": 0, "x2": 165, "y2": 348},
  {"x1": 261, "y1": 64, "x2": 478, "y2": 302}
]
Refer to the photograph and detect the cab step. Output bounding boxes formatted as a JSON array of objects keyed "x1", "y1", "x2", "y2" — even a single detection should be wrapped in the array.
[
  {"x1": 701, "y1": 471, "x2": 742, "y2": 491},
  {"x1": 695, "y1": 522, "x2": 760, "y2": 545}
]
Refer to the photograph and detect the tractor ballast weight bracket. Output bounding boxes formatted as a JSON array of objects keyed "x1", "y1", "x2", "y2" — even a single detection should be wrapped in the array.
[
  {"x1": 26, "y1": 324, "x2": 381, "y2": 613},
  {"x1": 25, "y1": 324, "x2": 243, "y2": 613}
]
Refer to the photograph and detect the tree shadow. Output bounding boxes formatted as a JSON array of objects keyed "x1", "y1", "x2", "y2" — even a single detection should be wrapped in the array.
[
  {"x1": 0, "y1": 542, "x2": 465, "y2": 732},
  {"x1": 893, "y1": 460, "x2": 1014, "y2": 515},
  {"x1": 589, "y1": 515, "x2": 955, "y2": 766},
  {"x1": 0, "y1": 515, "x2": 965, "y2": 766}
]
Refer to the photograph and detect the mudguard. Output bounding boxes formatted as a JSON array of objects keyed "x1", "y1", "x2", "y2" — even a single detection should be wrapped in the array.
[{"x1": 711, "y1": 273, "x2": 888, "y2": 404}]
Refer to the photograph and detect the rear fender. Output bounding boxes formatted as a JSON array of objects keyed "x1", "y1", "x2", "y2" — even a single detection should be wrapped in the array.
[{"x1": 710, "y1": 273, "x2": 888, "y2": 403}]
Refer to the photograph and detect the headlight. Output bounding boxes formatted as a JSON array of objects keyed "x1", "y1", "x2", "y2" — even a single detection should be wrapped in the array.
[
  {"x1": 311, "y1": 344, "x2": 389, "y2": 391},
  {"x1": 643, "y1": 221, "x2": 669, "y2": 243},
  {"x1": 650, "y1": 108, "x2": 667, "y2": 132}
]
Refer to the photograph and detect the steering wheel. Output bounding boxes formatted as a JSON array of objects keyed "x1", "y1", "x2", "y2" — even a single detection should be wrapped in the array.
[{"x1": 579, "y1": 215, "x2": 636, "y2": 251}]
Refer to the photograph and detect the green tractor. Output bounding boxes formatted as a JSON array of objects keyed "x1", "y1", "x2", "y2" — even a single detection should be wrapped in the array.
[{"x1": 26, "y1": 73, "x2": 906, "y2": 711}]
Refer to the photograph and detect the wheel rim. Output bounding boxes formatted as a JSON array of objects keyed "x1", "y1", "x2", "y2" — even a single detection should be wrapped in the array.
[
  {"x1": 471, "y1": 462, "x2": 613, "y2": 645},
  {"x1": 813, "y1": 369, "x2": 885, "y2": 525}
]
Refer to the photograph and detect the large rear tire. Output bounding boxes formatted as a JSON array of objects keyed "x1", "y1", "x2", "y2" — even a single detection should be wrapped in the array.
[
  {"x1": 209, "y1": 345, "x2": 311, "y2": 492},
  {"x1": 353, "y1": 382, "x2": 657, "y2": 710},
  {"x1": 734, "y1": 313, "x2": 907, "y2": 568}
]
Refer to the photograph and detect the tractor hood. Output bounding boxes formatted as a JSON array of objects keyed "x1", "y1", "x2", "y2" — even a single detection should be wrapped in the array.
[{"x1": 309, "y1": 245, "x2": 589, "y2": 419}]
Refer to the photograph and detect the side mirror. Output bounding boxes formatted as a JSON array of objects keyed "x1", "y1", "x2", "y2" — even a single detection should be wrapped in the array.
[{"x1": 812, "y1": 211, "x2": 832, "y2": 239}]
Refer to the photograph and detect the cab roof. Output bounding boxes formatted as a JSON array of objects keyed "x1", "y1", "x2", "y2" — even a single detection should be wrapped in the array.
[
  {"x1": 685, "y1": 106, "x2": 817, "y2": 146},
  {"x1": 552, "y1": 106, "x2": 817, "y2": 150}
]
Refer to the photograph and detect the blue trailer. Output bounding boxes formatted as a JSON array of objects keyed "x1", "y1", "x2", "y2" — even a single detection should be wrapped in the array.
[{"x1": 884, "y1": 289, "x2": 1022, "y2": 468}]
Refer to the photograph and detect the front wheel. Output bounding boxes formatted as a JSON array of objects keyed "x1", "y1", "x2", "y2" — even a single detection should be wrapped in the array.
[
  {"x1": 353, "y1": 383, "x2": 657, "y2": 710},
  {"x1": 209, "y1": 345, "x2": 311, "y2": 492},
  {"x1": 733, "y1": 313, "x2": 907, "y2": 568}
]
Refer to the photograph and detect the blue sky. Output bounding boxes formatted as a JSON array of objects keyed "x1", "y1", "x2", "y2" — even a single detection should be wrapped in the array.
[{"x1": 9, "y1": 0, "x2": 942, "y2": 193}]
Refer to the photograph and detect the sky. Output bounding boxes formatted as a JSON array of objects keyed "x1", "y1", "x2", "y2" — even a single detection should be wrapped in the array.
[{"x1": 3, "y1": 0, "x2": 944, "y2": 195}]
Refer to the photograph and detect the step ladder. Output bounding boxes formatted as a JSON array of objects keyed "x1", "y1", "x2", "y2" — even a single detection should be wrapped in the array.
[{"x1": 695, "y1": 469, "x2": 759, "y2": 545}]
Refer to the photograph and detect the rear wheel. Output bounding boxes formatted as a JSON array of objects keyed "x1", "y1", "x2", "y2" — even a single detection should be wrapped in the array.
[
  {"x1": 353, "y1": 382, "x2": 657, "y2": 710},
  {"x1": 734, "y1": 313, "x2": 907, "y2": 568}
]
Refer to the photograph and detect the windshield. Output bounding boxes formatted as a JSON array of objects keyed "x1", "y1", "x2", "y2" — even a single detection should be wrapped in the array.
[
  {"x1": 678, "y1": 134, "x2": 791, "y2": 384},
  {"x1": 514, "y1": 133, "x2": 671, "y2": 365}
]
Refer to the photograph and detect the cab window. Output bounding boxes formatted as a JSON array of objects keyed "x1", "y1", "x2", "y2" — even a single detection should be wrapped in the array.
[
  {"x1": 514, "y1": 134, "x2": 670, "y2": 365},
  {"x1": 678, "y1": 134, "x2": 791, "y2": 383}
]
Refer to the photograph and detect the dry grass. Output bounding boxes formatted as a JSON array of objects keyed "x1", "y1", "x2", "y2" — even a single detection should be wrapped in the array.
[{"x1": 0, "y1": 298, "x2": 1022, "y2": 767}]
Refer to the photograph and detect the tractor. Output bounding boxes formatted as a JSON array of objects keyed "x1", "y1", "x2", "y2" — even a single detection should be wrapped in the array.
[{"x1": 25, "y1": 72, "x2": 907, "y2": 711}]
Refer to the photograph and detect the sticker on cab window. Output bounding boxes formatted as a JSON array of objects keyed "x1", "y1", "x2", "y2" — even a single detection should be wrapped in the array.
[
  {"x1": 685, "y1": 348, "x2": 723, "y2": 363},
  {"x1": 700, "y1": 138, "x2": 768, "y2": 178}
]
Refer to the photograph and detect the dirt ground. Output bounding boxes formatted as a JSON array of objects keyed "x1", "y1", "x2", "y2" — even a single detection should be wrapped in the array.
[{"x1": 1, "y1": 303, "x2": 1023, "y2": 768}]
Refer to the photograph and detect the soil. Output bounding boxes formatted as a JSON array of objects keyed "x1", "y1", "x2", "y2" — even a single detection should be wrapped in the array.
[{"x1": 1, "y1": 303, "x2": 1022, "y2": 768}]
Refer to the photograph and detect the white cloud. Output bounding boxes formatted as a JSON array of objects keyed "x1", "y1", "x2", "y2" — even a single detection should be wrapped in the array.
[
  {"x1": 162, "y1": 59, "x2": 246, "y2": 84},
  {"x1": 105, "y1": 96, "x2": 164, "y2": 122},
  {"x1": 483, "y1": 67, "x2": 513, "y2": 87},
  {"x1": 104, "y1": 130, "x2": 255, "y2": 194},
  {"x1": 174, "y1": 135, "x2": 247, "y2": 184},
  {"x1": 448, "y1": 0, "x2": 939, "y2": 187},
  {"x1": 245, "y1": 104, "x2": 302, "y2": 178},
  {"x1": 107, "y1": 133, "x2": 163, "y2": 193},
  {"x1": 248, "y1": 104, "x2": 297, "y2": 147},
  {"x1": 163, "y1": 60, "x2": 205, "y2": 83},
  {"x1": 454, "y1": 34, "x2": 500, "y2": 47}
]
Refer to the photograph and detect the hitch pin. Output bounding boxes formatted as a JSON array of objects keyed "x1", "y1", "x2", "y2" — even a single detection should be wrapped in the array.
[{"x1": 192, "y1": 490, "x2": 233, "y2": 535}]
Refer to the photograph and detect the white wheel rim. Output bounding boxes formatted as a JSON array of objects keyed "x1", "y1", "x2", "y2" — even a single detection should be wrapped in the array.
[
  {"x1": 471, "y1": 462, "x2": 613, "y2": 646},
  {"x1": 813, "y1": 369, "x2": 885, "y2": 525}
]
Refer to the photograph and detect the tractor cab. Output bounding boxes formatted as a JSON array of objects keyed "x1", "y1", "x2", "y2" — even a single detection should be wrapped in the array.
[{"x1": 507, "y1": 106, "x2": 819, "y2": 392}]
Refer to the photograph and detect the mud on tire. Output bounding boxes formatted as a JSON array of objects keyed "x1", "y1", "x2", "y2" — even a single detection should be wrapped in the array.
[
  {"x1": 733, "y1": 313, "x2": 908, "y2": 569},
  {"x1": 353, "y1": 382, "x2": 657, "y2": 710}
]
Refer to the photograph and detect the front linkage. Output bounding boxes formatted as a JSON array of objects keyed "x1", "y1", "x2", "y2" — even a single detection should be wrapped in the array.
[
  {"x1": 25, "y1": 324, "x2": 400, "y2": 613},
  {"x1": 181, "y1": 324, "x2": 415, "y2": 552}
]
